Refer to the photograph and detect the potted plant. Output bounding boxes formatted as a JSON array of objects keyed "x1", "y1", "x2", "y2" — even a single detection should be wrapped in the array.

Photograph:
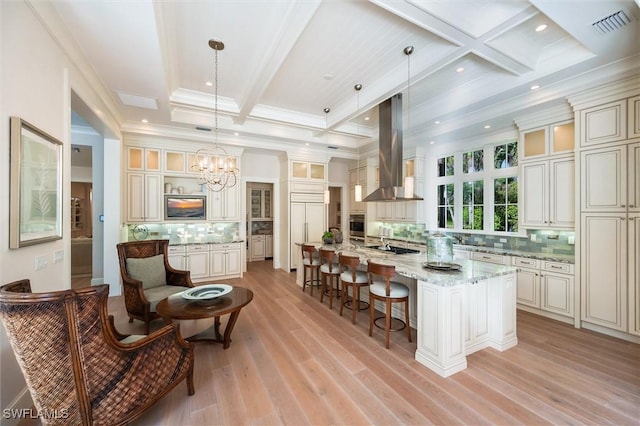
[{"x1": 322, "y1": 231, "x2": 334, "y2": 245}]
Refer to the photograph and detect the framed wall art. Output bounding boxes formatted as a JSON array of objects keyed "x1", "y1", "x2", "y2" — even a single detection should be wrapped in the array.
[{"x1": 9, "y1": 117, "x2": 63, "y2": 248}]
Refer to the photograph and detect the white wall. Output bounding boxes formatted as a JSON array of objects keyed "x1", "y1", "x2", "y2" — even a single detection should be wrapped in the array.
[{"x1": 0, "y1": 1, "x2": 122, "y2": 414}]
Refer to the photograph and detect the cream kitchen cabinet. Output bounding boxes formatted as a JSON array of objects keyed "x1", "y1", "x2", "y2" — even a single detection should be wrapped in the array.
[
  {"x1": 629, "y1": 95, "x2": 640, "y2": 139},
  {"x1": 540, "y1": 261, "x2": 574, "y2": 319},
  {"x1": 470, "y1": 252, "x2": 508, "y2": 265},
  {"x1": 164, "y1": 151, "x2": 187, "y2": 174},
  {"x1": 250, "y1": 187, "x2": 272, "y2": 219},
  {"x1": 251, "y1": 235, "x2": 265, "y2": 261},
  {"x1": 126, "y1": 173, "x2": 162, "y2": 222},
  {"x1": 291, "y1": 161, "x2": 326, "y2": 180},
  {"x1": 464, "y1": 279, "x2": 490, "y2": 353},
  {"x1": 210, "y1": 243, "x2": 242, "y2": 279},
  {"x1": 127, "y1": 146, "x2": 161, "y2": 171},
  {"x1": 512, "y1": 257, "x2": 541, "y2": 308},
  {"x1": 167, "y1": 244, "x2": 210, "y2": 280},
  {"x1": 628, "y1": 213, "x2": 640, "y2": 336},
  {"x1": 520, "y1": 120, "x2": 575, "y2": 161},
  {"x1": 290, "y1": 196, "x2": 325, "y2": 269},
  {"x1": 581, "y1": 213, "x2": 628, "y2": 332},
  {"x1": 521, "y1": 156, "x2": 575, "y2": 228},
  {"x1": 512, "y1": 256, "x2": 574, "y2": 322},
  {"x1": 580, "y1": 99, "x2": 627, "y2": 148},
  {"x1": 209, "y1": 184, "x2": 240, "y2": 221},
  {"x1": 265, "y1": 234, "x2": 273, "y2": 258}
]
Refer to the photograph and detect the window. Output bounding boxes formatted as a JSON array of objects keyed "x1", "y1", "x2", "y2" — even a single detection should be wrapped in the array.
[
  {"x1": 437, "y1": 183, "x2": 454, "y2": 228},
  {"x1": 437, "y1": 155, "x2": 454, "y2": 177},
  {"x1": 462, "y1": 149, "x2": 483, "y2": 174},
  {"x1": 494, "y1": 141, "x2": 517, "y2": 169},
  {"x1": 462, "y1": 180, "x2": 483, "y2": 230},
  {"x1": 494, "y1": 177, "x2": 518, "y2": 232}
]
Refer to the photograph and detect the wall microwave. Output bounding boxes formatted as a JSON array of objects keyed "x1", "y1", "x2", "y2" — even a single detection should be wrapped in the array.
[{"x1": 164, "y1": 194, "x2": 207, "y2": 220}]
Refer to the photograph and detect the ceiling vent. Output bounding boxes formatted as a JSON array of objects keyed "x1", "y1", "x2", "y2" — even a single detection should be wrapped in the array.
[
  {"x1": 195, "y1": 126, "x2": 212, "y2": 132},
  {"x1": 592, "y1": 9, "x2": 631, "y2": 35}
]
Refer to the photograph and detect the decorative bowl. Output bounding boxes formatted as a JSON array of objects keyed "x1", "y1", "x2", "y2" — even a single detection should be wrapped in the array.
[{"x1": 182, "y1": 284, "x2": 233, "y2": 300}]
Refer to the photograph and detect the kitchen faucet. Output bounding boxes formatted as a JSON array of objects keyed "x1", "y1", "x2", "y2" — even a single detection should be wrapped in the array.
[{"x1": 380, "y1": 236, "x2": 391, "y2": 250}]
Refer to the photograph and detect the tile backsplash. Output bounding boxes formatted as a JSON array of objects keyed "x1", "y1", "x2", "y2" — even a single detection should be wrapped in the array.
[
  {"x1": 370, "y1": 222, "x2": 575, "y2": 257},
  {"x1": 125, "y1": 222, "x2": 241, "y2": 243}
]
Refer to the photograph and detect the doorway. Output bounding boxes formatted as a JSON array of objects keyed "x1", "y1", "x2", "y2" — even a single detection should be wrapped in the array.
[
  {"x1": 71, "y1": 144, "x2": 93, "y2": 286},
  {"x1": 247, "y1": 182, "x2": 274, "y2": 262},
  {"x1": 328, "y1": 186, "x2": 342, "y2": 232}
]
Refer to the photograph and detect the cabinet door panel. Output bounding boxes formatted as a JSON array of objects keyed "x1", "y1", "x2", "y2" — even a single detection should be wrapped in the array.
[
  {"x1": 629, "y1": 215, "x2": 640, "y2": 335},
  {"x1": 541, "y1": 273, "x2": 573, "y2": 317},
  {"x1": 522, "y1": 162, "x2": 547, "y2": 227},
  {"x1": 581, "y1": 146, "x2": 626, "y2": 211},
  {"x1": 188, "y1": 251, "x2": 210, "y2": 279},
  {"x1": 581, "y1": 214, "x2": 627, "y2": 330},
  {"x1": 226, "y1": 249, "x2": 242, "y2": 275},
  {"x1": 581, "y1": 100, "x2": 626, "y2": 147},
  {"x1": 516, "y1": 268, "x2": 539, "y2": 308},
  {"x1": 550, "y1": 157, "x2": 575, "y2": 227},
  {"x1": 144, "y1": 175, "x2": 162, "y2": 221},
  {"x1": 127, "y1": 174, "x2": 145, "y2": 221},
  {"x1": 629, "y1": 143, "x2": 640, "y2": 212},
  {"x1": 210, "y1": 251, "x2": 226, "y2": 277}
]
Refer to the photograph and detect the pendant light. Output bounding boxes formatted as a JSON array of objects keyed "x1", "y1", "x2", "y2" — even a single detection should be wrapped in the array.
[
  {"x1": 191, "y1": 39, "x2": 239, "y2": 192},
  {"x1": 403, "y1": 45, "x2": 414, "y2": 199},
  {"x1": 323, "y1": 107, "x2": 331, "y2": 204},
  {"x1": 354, "y1": 83, "x2": 363, "y2": 202}
]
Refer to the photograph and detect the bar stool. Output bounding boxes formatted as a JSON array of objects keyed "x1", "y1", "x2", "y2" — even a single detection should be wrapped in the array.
[
  {"x1": 319, "y1": 249, "x2": 340, "y2": 309},
  {"x1": 367, "y1": 260, "x2": 411, "y2": 349},
  {"x1": 338, "y1": 253, "x2": 369, "y2": 324},
  {"x1": 301, "y1": 244, "x2": 320, "y2": 296}
]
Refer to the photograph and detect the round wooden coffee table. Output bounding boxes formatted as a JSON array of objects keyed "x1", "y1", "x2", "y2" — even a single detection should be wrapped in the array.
[{"x1": 156, "y1": 286, "x2": 253, "y2": 349}]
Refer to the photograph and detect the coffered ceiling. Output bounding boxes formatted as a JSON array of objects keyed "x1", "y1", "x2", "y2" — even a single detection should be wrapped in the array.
[{"x1": 47, "y1": 0, "x2": 639, "y2": 157}]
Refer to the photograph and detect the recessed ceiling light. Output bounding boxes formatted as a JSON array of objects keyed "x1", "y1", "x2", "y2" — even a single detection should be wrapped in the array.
[
  {"x1": 535, "y1": 24, "x2": 548, "y2": 32},
  {"x1": 484, "y1": 125, "x2": 491, "y2": 129},
  {"x1": 456, "y1": 67, "x2": 464, "y2": 73},
  {"x1": 305, "y1": 143, "x2": 309, "y2": 146},
  {"x1": 141, "y1": 119, "x2": 148, "y2": 123},
  {"x1": 205, "y1": 81, "x2": 213, "y2": 86},
  {"x1": 530, "y1": 85, "x2": 540, "y2": 90},
  {"x1": 234, "y1": 132, "x2": 239, "y2": 136},
  {"x1": 364, "y1": 116, "x2": 370, "y2": 121},
  {"x1": 429, "y1": 141, "x2": 435, "y2": 145},
  {"x1": 323, "y1": 74, "x2": 334, "y2": 81},
  {"x1": 434, "y1": 120, "x2": 440, "y2": 124}
]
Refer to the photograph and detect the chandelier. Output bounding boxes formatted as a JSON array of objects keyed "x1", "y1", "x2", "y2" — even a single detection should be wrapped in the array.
[{"x1": 191, "y1": 39, "x2": 238, "y2": 192}]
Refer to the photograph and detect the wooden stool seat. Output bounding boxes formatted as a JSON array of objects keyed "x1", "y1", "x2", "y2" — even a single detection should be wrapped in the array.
[
  {"x1": 339, "y1": 253, "x2": 370, "y2": 324},
  {"x1": 301, "y1": 244, "x2": 321, "y2": 296},
  {"x1": 319, "y1": 249, "x2": 340, "y2": 309},
  {"x1": 367, "y1": 261, "x2": 412, "y2": 349}
]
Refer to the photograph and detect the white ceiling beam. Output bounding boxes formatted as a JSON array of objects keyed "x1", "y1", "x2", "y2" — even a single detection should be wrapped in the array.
[{"x1": 234, "y1": 1, "x2": 322, "y2": 125}]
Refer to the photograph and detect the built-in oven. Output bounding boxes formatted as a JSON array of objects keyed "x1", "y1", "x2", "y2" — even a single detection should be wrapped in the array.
[{"x1": 349, "y1": 214, "x2": 365, "y2": 241}]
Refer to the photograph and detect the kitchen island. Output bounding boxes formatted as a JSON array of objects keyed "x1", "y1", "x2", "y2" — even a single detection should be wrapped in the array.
[{"x1": 295, "y1": 242, "x2": 518, "y2": 377}]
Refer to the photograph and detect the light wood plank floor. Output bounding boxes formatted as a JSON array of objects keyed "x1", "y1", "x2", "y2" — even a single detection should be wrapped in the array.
[
  {"x1": 19, "y1": 260, "x2": 640, "y2": 425},
  {"x1": 117, "y1": 260, "x2": 639, "y2": 425}
]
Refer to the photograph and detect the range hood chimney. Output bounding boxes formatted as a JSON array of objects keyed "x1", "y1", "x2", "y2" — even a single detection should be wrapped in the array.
[{"x1": 363, "y1": 93, "x2": 423, "y2": 202}]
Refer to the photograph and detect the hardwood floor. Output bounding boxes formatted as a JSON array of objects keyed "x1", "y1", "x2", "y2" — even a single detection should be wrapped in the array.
[
  {"x1": 17, "y1": 260, "x2": 640, "y2": 425},
  {"x1": 112, "y1": 260, "x2": 638, "y2": 425}
]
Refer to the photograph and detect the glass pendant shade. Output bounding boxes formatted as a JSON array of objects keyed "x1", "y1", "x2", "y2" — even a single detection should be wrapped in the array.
[{"x1": 354, "y1": 184, "x2": 362, "y2": 202}]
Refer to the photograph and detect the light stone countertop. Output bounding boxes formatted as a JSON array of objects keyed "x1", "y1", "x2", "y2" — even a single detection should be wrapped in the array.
[
  {"x1": 168, "y1": 239, "x2": 245, "y2": 246},
  {"x1": 298, "y1": 241, "x2": 517, "y2": 287}
]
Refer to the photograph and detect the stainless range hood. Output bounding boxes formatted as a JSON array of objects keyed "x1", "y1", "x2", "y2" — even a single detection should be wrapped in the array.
[{"x1": 363, "y1": 93, "x2": 423, "y2": 202}]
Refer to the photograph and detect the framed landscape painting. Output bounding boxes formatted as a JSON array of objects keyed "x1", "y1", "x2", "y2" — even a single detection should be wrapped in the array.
[{"x1": 9, "y1": 117, "x2": 63, "y2": 248}]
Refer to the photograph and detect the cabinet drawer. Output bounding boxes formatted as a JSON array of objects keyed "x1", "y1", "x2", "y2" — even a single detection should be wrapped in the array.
[
  {"x1": 543, "y1": 261, "x2": 573, "y2": 274},
  {"x1": 212, "y1": 243, "x2": 240, "y2": 251},
  {"x1": 471, "y1": 252, "x2": 507, "y2": 265},
  {"x1": 512, "y1": 257, "x2": 540, "y2": 269},
  {"x1": 168, "y1": 245, "x2": 186, "y2": 254},
  {"x1": 187, "y1": 244, "x2": 209, "y2": 253}
]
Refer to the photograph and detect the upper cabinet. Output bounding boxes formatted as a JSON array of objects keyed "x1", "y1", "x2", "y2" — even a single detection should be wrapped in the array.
[
  {"x1": 127, "y1": 147, "x2": 161, "y2": 171},
  {"x1": 628, "y1": 95, "x2": 640, "y2": 139},
  {"x1": 291, "y1": 161, "x2": 325, "y2": 180},
  {"x1": 520, "y1": 121, "x2": 574, "y2": 160},
  {"x1": 164, "y1": 151, "x2": 186, "y2": 174},
  {"x1": 580, "y1": 99, "x2": 627, "y2": 147},
  {"x1": 250, "y1": 187, "x2": 272, "y2": 220}
]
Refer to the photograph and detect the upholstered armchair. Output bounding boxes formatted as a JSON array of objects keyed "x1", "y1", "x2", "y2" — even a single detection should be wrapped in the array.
[
  {"x1": 117, "y1": 239, "x2": 194, "y2": 334},
  {"x1": 0, "y1": 279, "x2": 194, "y2": 426}
]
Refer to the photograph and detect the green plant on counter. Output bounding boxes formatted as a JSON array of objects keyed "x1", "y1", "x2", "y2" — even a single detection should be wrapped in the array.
[{"x1": 322, "y1": 231, "x2": 334, "y2": 243}]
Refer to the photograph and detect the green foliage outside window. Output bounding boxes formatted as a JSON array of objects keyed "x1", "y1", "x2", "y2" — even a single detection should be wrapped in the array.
[
  {"x1": 494, "y1": 141, "x2": 518, "y2": 169},
  {"x1": 494, "y1": 177, "x2": 518, "y2": 232},
  {"x1": 437, "y1": 183, "x2": 454, "y2": 228},
  {"x1": 437, "y1": 155, "x2": 454, "y2": 177},
  {"x1": 462, "y1": 180, "x2": 483, "y2": 230},
  {"x1": 463, "y1": 149, "x2": 484, "y2": 174}
]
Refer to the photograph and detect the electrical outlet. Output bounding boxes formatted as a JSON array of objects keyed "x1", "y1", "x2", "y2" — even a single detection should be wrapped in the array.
[
  {"x1": 530, "y1": 234, "x2": 537, "y2": 242},
  {"x1": 568, "y1": 236, "x2": 575, "y2": 245},
  {"x1": 500, "y1": 238, "x2": 507, "y2": 243},
  {"x1": 53, "y1": 250, "x2": 64, "y2": 263},
  {"x1": 34, "y1": 255, "x2": 48, "y2": 270}
]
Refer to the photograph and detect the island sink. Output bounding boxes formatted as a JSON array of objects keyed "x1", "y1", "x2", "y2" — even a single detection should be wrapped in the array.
[{"x1": 365, "y1": 245, "x2": 420, "y2": 255}]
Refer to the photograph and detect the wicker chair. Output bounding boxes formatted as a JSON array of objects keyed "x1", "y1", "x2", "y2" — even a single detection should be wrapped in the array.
[
  {"x1": 117, "y1": 239, "x2": 194, "y2": 334},
  {"x1": 0, "y1": 279, "x2": 194, "y2": 426}
]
